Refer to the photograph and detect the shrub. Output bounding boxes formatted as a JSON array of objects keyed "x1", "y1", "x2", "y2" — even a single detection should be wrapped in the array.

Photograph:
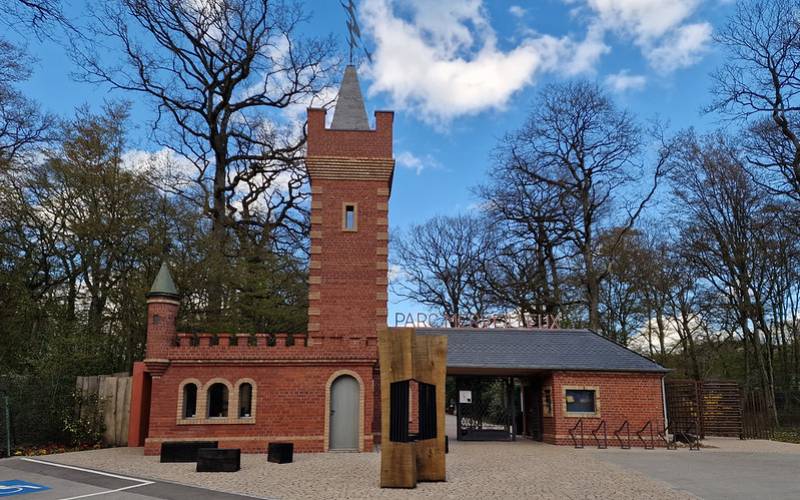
[{"x1": 62, "y1": 391, "x2": 105, "y2": 447}]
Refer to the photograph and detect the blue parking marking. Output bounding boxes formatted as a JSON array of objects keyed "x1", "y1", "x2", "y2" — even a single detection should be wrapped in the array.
[{"x1": 0, "y1": 481, "x2": 50, "y2": 496}]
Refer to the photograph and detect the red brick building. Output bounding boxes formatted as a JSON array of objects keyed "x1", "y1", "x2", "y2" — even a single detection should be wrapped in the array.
[{"x1": 128, "y1": 66, "x2": 668, "y2": 455}]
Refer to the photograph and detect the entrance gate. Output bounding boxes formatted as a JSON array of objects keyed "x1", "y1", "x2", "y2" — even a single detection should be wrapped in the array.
[{"x1": 455, "y1": 376, "x2": 517, "y2": 441}]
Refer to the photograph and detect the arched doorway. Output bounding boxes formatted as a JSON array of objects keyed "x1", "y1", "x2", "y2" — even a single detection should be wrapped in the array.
[{"x1": 329, "y1": 375, "x2": 359, "y2": 450}]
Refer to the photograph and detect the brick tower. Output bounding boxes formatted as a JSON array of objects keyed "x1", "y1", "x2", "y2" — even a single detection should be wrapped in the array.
[{"x1": 306, "y1": 65, "x2": 394, "y2": 346}]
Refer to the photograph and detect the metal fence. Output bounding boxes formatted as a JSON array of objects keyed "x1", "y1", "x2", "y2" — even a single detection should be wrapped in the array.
[
  {"x1": 0, "y1": 392, "x2": 10, "y2": 457},
  {"x1": 665, "y1": 379, "x2": 779, "y2": 440}
]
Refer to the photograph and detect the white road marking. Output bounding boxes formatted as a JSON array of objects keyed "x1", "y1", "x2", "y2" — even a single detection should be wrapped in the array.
[
  {"x1": 58, "y1": 482, "x2": 152, "y2": 500},
  {"x1": 18, "y1": 458, "x2": 154, "y2": 499}
]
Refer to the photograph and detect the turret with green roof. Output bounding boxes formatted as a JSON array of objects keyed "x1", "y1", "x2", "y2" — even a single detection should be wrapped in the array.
[{"x1": 147, "y1": 261, "x2": 179, "y2": 300}]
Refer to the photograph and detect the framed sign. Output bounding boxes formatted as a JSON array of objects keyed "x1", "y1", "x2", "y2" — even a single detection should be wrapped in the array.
[{"x1": 459, "y1": 390, "x2": 472, "y2": 404}]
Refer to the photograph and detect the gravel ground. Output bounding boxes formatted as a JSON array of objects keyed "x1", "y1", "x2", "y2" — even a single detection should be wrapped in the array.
[{"x1": 42, "y1": 440, "x2": 695, "y2": 500}]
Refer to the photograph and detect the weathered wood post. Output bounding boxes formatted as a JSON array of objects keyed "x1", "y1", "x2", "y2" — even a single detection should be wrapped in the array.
[{"x1": 379, "y1": 327, "x2": 447, "y2": 488}]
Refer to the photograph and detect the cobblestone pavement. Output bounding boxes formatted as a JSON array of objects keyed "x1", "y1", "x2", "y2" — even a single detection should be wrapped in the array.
[{"x1": 42, "y1": 440, "x2": 694, "y2": 500}]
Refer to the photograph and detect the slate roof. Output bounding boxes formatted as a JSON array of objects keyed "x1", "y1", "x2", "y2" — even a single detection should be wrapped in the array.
[
  {"x1": 416, "y1": 328, "x2": 668, "y2": 373},
  {"x1": 331, "y1": 65, "x2": 370, "y2": 130}
]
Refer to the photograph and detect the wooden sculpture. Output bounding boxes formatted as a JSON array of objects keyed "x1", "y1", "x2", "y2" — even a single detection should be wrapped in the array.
[{"x1": 378, "y1": 328, "x2": 447, "y2": 488}]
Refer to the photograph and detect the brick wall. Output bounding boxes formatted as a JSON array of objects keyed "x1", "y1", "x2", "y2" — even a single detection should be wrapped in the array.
[
  {"x1": 542, "y1": 371, "x2": 666, "y2": 447},
  {"x1": 143, "y1": 363, "x2": 375, "y2": 455},
  {"x1": 138, "y1": 104, "x2": 393, "y2": 456}
]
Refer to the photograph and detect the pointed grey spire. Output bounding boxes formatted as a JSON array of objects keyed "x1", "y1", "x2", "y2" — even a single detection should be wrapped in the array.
[
  {"x1": 331, "y1": 65, "x2": 370, "y2": 130},
  {"x1": 147, "y1": 261, "x2": 179, "y2": 299}
]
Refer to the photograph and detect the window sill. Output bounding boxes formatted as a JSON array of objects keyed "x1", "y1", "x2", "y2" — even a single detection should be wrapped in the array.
[
  {"x1": 563, "y1": 411, "x2": 601, "y2": 418},
  {"x1": 176, "y1": 417, "x2": 256, "y2": 425}
]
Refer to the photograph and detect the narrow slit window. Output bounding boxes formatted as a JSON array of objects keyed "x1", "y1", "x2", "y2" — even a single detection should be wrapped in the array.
[
  {"x1": 239, "y1": 383, "x2": 253, "y2": 418},
  {"x1": 182, "y1": 383, "x2": 197, "y2": 418},
  {"x1": 343, "y1": 204, "x2": 357, "y2": 231}
]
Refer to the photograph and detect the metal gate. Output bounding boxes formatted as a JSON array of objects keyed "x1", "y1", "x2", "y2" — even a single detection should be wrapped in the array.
[{"x1": 455, "y1": 376, "x2": 516, "y2": 441}]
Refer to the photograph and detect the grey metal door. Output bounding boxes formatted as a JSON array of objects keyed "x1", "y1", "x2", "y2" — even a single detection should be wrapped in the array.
[{"x1": 329, "y1": 375, "x2": 359, "y2": 450}]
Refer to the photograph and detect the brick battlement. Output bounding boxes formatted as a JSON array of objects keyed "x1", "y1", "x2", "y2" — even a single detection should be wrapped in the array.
[
  {"x1": 174, "y1": 332, "x2": 307, "y2": 348},
  {"x1": 163, "y1": 332, "x2": 379, "y2": 362}
]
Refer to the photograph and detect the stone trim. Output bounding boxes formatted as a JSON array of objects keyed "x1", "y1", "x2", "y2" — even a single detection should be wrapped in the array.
[
  {"x1": 234, "y1": 378, "x2": 258, "y2": 420},
  {"x1": 146, "y1": 297, "x2": 180, "y2": 306},
  {"x1": 307, "y1": 157, "x2": 394, "y2": 182},
  {"x1": 342, "y1": 202, "x2": 358, "y2": 232},
  {"x1": 146, "y1": 435, "x2": 324, "y2": 443},
  {"x1": 323, "y1": 370, "x2": 365, "y2": 452},
  {"x1": 562, "y1": 385, "x2": 601, "y2": 418},
  {"x1": 176, "y1": 377, "x2": 259, "y2": 425},
  {"x1": 176, "y1": 378, "x2": 203, "y2": 422}
]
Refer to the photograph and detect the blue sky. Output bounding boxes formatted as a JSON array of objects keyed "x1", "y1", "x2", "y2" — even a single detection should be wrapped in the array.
[{"x1": 7, "y1": 0, "x2": 736, "y2": 319}]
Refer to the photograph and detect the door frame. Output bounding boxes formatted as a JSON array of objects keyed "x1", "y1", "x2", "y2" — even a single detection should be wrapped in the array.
[{"x1": 324, "y1": 370, "x2": 365, "y2": 452}]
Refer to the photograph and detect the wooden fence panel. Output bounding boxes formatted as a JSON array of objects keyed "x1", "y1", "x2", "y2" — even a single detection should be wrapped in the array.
[{"x1": 76, "y1": 374, "x2": 132, "y2": 447}]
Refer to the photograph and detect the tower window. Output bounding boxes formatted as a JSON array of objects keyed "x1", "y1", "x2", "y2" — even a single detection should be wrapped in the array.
[{"x1": 343, "y1": 203, "x2": 358, "y2": 231}]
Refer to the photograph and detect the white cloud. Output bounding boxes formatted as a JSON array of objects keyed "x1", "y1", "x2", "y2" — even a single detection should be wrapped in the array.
[
  {"x1": 646, "y1": 22, "x2": 712, "y2": 72},
  {"x1": 604, "y1": 69, "x2": 647, "y2": 92},
  {"x1": 569, "y1": 0, "x2": 712, "y2": 72},
  {"x1": 509, "y1": 5, "x2": 526, "y2": 18},
  {"x1": 395, "y1": 151, "x2": 440, "y2": 174},
  {"x1": 582, "y1": 0, "x2": 699, "y2": 41},
  {"x1": 361, "y1": 0, "x2": 597, "y2": 124}
]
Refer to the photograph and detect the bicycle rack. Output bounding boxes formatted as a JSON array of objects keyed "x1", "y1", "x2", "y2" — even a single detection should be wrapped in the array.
[
  {"x1": 568, "y1": 418, "x2": 584, "y2": 449},
  {"x1": 591, "y1": 420, "x2": 608, "y2": 449},
  {"x1": 637, "y1": 420, "x2": 655, "y2": 450},
  {"x1": 614, "y1": 420, "x2": 631, "y2": 449}
]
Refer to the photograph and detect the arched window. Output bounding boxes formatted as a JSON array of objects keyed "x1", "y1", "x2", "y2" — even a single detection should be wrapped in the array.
[
  {"x1": 207, "y1": 383, "x2": 229, "y2": 418},
  {"x1": 182, "y1": 383, "x2": 197, "y2": 418},
  {"x1": 239, "y1": 383, "x2": 253, "y2": 418}
]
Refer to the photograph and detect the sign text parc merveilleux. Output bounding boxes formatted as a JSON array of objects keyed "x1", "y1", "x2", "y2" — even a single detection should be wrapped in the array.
[{"x1": 393, "y1": 312, "x2": 561, "y2": 330}]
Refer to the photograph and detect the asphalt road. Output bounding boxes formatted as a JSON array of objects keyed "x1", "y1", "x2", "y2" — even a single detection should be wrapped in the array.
[
  {"x1": 593, "y1": 448, "x2": 800, "y2": 500},
  {"x1": 0, "y1": 457, "x2": 269, "y2": 500}
]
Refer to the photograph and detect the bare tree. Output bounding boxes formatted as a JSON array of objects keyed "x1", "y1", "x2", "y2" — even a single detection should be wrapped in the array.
[
  {"x1": 476, "y1": 155, "x2": 572, "y2": 323},
  {"x1": 0, "y1": 0, "x2": 68, "y2": 33},
  {"x1": 0, "y1": 39, "x2": 53, "y2": 168},
  {"x1": 72, "y1": 0, "x2": 336, "y2": 316},
  {"x1": 710, "y1": 0, "x2": 800, "y2": 201},
  {"x1": 495, "y1": 81, "x2": 670, "y2": 331},
  {"x1": 669, "y1": 130, "x2": 781, "y2": 419},
  {"x1": 391, "y1": 215, "x2": 490, "y2": 326}
]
